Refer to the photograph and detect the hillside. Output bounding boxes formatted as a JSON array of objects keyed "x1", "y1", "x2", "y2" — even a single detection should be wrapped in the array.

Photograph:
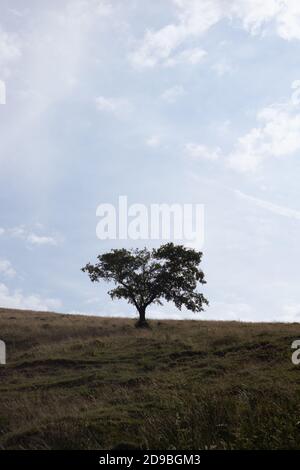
[{"x1": 0, "y1": 307, "x2": 300, "y2": 450}]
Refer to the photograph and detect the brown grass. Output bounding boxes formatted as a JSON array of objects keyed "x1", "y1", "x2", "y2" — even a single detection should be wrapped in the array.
[{"x1": 0, "y1": 307, "x2": 300, "y2": 449}]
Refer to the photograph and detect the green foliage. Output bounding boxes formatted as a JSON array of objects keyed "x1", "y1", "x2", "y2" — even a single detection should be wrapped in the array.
[{"x1": 82, "y1": 243, "x2": 208, "y2": 322}]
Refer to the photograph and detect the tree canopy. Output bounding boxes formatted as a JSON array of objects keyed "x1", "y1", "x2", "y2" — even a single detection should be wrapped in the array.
[{"x1": 82, "y1": 243, "x2": 208, "y2": 327}]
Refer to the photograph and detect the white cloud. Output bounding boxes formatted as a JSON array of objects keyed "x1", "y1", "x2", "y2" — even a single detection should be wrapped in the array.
[
  {"x1": 94, "y1": 0, "x2": 113, "y2": 18},
  {"x1": 96, "y1": 96, "x2": 119, "y2": 112},
  {"x1": 8, "y1": 226, "x2": 59, "y2": 247},
  {"x1": 0, "y1": 282, "x2": 61, "y2": 311},
  {"x1": 27, "y1": 234, "x2": 58, "y2": 246},
  {"x1": 212, "y1": 59, "x2": 233, "y2": 76},
  {"x1": 0, "y1": 228, "x2": 5, "y2": 236},
  {"x1": 235, "y1": 190, "x2": 300, "y2": 220},
  {"x1": 230, "y1": 0, "x2": 282, "y2": 35},
  {"x1": 0, "y1": 28, "x2": 21, "y2": 72},
  {"x1": 146, "y1": 135, "x2": 161, "y2": 148},
  {"x1": 0, "y1": 260, "x2": 16, "y2": 279},
  {"x1": 267, "y1": 0, "x2": 300, "y2": 40},
  {"x1": 8, "y1": 9, "x2": 24, "y2": 18},
  {"x1": 176, "y1": 47, "x2": 206, "y2": 64},
  {"x1": 161, "y1": 85, "x2": 186, "y2": 103},
  {"x1": 130, "y1": 24, "x2": 186, "y2": 67},
  {"x1": 95, "y1": 95, "x2": 132, "y2": 117},
  {"x1": 229, "y1": 81, "x2": 300, "y2": 172},
  {"x1": 185, "y1": 143, "x2": 221, "y2": 161},
  {"x1": 9, "y1": 226, "x2": 27, "y2": 239},
  {"x1": 165, "y1": 47, "x2": 207, "y2": 66},
  {"x1": 130, "y1": 1, "x2": 220, "y2": 67},
  {"x1": 130, "y1": 1, "x2": 300, "y2": 68}
]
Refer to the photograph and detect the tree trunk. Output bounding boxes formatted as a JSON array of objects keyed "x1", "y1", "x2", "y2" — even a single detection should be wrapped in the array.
[
  {"x1": 139, "y1": 306, "x2": 146, "y2": 322},
  {"x1": 135, "y1": 306, "x2": 149, "y2": 328}
]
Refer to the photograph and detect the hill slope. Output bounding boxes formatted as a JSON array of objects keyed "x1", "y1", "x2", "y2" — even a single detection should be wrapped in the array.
[{"x1": 0, "y1": 307, "x2": 300, "y2": 450}]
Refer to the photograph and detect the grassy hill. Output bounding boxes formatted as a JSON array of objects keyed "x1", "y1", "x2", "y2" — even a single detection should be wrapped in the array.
[{"x1": 0, "y1": 307, "x2": 300, "y2": 450}]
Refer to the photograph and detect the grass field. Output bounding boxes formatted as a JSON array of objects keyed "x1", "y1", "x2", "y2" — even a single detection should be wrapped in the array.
[{"x1": 1, "y1": 307, "x2": 300, "y2": 450}]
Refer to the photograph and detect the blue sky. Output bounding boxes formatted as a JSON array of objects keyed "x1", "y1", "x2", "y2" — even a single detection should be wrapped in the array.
[{"x1": 1, "y1": 0, "x2": 300, "y2": 322}]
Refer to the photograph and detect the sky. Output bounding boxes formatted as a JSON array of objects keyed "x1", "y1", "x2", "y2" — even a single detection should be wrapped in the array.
[{"x1": 1, "y1": 0, "x2": 300, "y2": 322}]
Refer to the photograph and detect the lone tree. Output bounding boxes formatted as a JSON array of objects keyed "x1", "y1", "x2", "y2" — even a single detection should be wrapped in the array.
[{"x1": 82, "y1": 243, "x2": 208, "y2": 327}]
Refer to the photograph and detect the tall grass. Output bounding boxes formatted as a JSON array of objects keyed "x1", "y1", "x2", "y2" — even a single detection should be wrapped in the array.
[{"x1": 0, "y1": 307, "x2": 300, "y2": 449}]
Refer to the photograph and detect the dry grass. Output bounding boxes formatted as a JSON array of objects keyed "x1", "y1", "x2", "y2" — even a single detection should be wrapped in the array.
[{"x1": 1, "y1": 307, "x2": 300, "y2": 449}]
